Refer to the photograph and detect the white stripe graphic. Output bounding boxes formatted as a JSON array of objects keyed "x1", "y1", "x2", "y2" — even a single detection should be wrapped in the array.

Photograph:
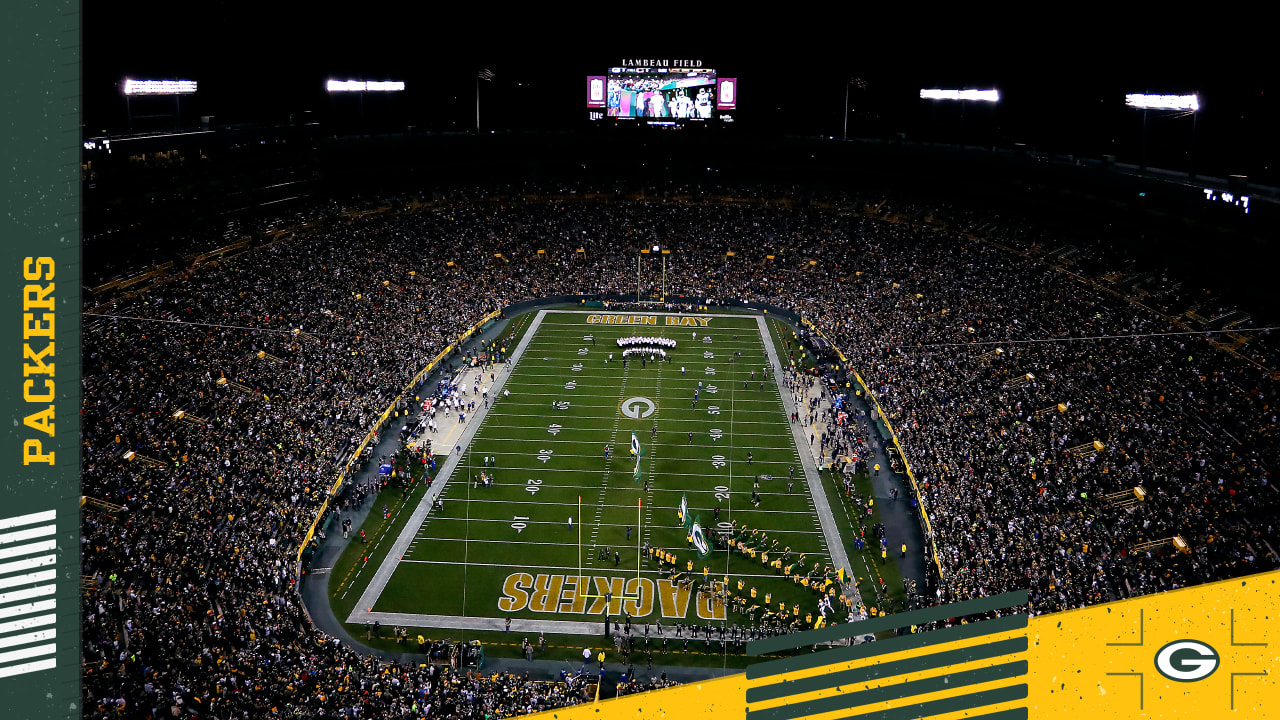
[
  {"x1": 0, "y1": 554, "x2": 56, "y2": 577},
  {"x1": 0, "y1": 539, "x2": 56, "y2": 560},
  {"x1": 0, "y1": 569, "x2": 56, "y2": 590},
  {"x1": 0, "y1": 525, "x2": 56, "y2": 546},
  {"x1": 0, "y1": 628, "x2": 56, "y2": 650},
  {"x1": 0, "y1": 510, "x2": 55, "y2": 531},
  {"x1": 0, "y1": 600, "x2": 56, "y2": 620},
  {"x1": 0, "y1": 657, "x2": 56, "y2": 678}
]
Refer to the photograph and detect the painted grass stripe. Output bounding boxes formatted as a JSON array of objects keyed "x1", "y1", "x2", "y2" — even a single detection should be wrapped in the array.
[
  {"x1": 746, "y1": 635, "x2": 1028, "y2": 703},
  {"x1": 746, "y1": 590, "x2": 1028, "y2": 656},
  {"x1": 830, "y1": 684, "x2": 1028, "y2": 720},
  {"x1": 745, "y1": 614, "x2": 1029, "y2": 681},
  {"x1": 747, "y1": 662, "x2": 1028, "y2": 720}
]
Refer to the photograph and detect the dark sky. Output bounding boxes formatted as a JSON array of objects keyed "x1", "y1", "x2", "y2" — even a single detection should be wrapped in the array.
[{"x1": 82, "y1": 5, "x2": 1278, "y2": 180}]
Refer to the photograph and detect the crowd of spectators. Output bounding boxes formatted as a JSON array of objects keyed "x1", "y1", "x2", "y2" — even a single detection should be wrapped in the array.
[{"x1": 81, "y1": 182, "x2": 1278, "y2": 717}]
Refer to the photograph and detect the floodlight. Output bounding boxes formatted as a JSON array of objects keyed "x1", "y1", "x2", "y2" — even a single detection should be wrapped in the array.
[
  {"x1": 123, "y1": 79, "x2": 197, "y2": 95},
  {"x1": 326, "y1": 80, "x2": 405, "y2": 92},
  {"x1": 1125, "y1": 93, "x2": 1199, "y2": 111},
  {"x1": 920, "y1": 89, "x2": 999, "y2": 102}
]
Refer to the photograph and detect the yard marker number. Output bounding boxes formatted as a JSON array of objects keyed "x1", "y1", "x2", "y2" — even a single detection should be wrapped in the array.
[
  {"x1": 705, "y1": 366, "x2": 717, "y2": 375},
  {"x1": 705, "y1": 385, "x2": 718, "y2": 394},
  {"x1": 711, "y1": 455, "x2": 726, "y2": 469},
  {"x1": 512, "y1": 515, "x2": 530, "y2": 533},
  {"x1": 537, "y1": 449, "x2": 554, "y2": 463},
  {"x1": 578, "y1": 348, "x2": 589, "y2": 356},
  {"x1": 707, "y1": 405, "x2": 721, "y2": 415},
  {"x1": 547, "y1": 424, "x2": 562, "y2": 435},
  {"x1": 709, "y1": 428, "x2": 723, "y2": 440},
  {"x1": 714, "y1": 485, "x2": 730, "y2": 501},
  {"x1": 571, "y1": 363, "x2": 584, "y2": 372},
  {"x1": 525, "y1": 478, "x2": 543, "y2": 495},
  {"x1": 703, "y1": 351, "x2": 715, "y2": 359},
  {"x1": 565, "y1": 381, "x2": 577, "y2": 390}
]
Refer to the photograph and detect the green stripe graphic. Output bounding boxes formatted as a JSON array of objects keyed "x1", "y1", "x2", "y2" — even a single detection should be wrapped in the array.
[
  {"x1": 746, "y1": 589, "x2": 1027, "y2": 655},
  {"x1": 746, "y1": 613, "x2": 1028, "y2": 680},
  {"x1": 747, "y1": 635, "x2": 1027, "y2": 703},
  {"x1": 834, "y1": 684, "x2": 1028, "y2": 720},
  {"x1": 747, "y1": 661, "x2": 1028, "y2": 720}
]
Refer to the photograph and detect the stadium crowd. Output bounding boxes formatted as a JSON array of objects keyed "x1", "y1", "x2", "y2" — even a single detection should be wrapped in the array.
[{"x1": 81, "y1": 183, "x2": 1278, "y2": 717}]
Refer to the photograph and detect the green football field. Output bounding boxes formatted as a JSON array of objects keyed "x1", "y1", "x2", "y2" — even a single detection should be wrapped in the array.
[{"x1": 344, "y1": 309, "x2": 868, "y2": 654}]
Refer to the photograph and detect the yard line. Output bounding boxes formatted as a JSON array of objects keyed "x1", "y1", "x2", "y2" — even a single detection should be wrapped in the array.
[
  {"x1": 399, "y1": 558, "x2": 823, "y2": 577},
  {"x1": 449, "y1": 466, "x2": 815, "y2": 483},
  {"x1": 469, "y1": 436, "x2": 794, "y2": 450},
  {"x1": 475, "y1": 411, "x2": 786, "y2": 425},
  {"x1": 409, "y1": 516, "x2": 827, "y2": 534},
  {"x1": 430, "y1": 497, "x2": 835, "y2": 516},
  {"x1": 468, "y1": 426, "x2": 794, "y2": 439}
]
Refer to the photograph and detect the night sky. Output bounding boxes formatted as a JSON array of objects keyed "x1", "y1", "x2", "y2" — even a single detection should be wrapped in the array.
[{"x1": 82, "y1": 5, "x2": 1278, "y2": 182}]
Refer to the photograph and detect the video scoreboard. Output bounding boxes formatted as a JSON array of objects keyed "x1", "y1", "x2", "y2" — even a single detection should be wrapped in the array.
[{"x1": 587, "y1": 60, "x2": 736, "y2": 124}]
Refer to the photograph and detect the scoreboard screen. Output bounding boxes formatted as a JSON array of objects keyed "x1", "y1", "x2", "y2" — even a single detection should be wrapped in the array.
[{"x1": 587, "y1": 64, "x2": 735, "y2": 123}]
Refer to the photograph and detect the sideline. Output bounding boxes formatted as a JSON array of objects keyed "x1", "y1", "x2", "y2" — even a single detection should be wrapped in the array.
[{"x1": 347, "y1": 309, "x2": 548, "y2": 624}]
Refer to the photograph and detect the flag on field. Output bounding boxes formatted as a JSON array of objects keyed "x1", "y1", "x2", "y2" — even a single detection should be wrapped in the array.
[
  {"x1": 679, "y1": 494, "x2": 689, "y2": 526},
  {"x1": 630, "y1": 433, "x2": 643, "y2": 457},
  {"x1": 632, "y1": 454, "x2": 642, "y2": 484},
  {"x1": 690, "y1": 518, "x2": 711, "y2": 558}
]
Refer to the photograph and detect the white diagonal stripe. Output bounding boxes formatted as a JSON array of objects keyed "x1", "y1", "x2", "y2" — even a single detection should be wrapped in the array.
[
  {"x1": 0, "y1": 642, "x2": 56, "y2": 664},
  {"x1": 0, "y1": 613, "x2": 55, "y2": 635},
  {"x1": 0, "y1": 511, "x2": 55, "y2": 531},
  {"x1": 0, "y1": 657, "x2": 56, "y2": 678},
  {"x1": 0, "y1": 554, "x2": 56, "y2": 577},
  {"x1": 0, "y1": 629, "x2": 55, "y2": 650},
  {"x1": 0, "y1": 539, "x2": 56, "y2": 560},
  {"x1": 0, "y1": 600, "x2": 56, "y2": 620},
  {"x1": 0, "y1": 584, "x2": 55, "y2": 605},
  {"x1": 0, "y1": 569, "x2": 56, "y2": 590},
  {"x1": 0, "y1": 525, "x2": 56, "y2": 546}
]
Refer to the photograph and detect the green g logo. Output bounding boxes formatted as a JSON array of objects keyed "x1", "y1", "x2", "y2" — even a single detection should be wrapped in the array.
[{"x1": 1154, "y1": 640, "x2": 1220, "y2": 682}]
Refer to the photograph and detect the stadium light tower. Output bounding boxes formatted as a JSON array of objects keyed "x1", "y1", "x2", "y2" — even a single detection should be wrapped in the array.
[
  {"x1": 122, "y1": 78, "x2": 197, "y2": 132},
  {"x1": 327, "y1": 79, "x2": 405, "y2": 125},
  {"x1": 843, "y1": 77, "x2": 867, "y2": 142},
  {"x1": 1125, "y1": 93, "x2": 1200, "y2": 177},
  {"x1": 476, "y1": 68, "x2": 495, "y2": 132},
  {"x1": 919, "y1": 88, "x2": 999, "y2": 145}
]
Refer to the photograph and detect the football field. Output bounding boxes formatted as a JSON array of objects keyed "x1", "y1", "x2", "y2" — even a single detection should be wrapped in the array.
[{"x1": 347, "y1": 309, "x2": 853, "y2": 638}]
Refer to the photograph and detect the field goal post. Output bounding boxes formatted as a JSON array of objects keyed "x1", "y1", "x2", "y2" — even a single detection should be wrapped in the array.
[{"x1": 636, "y1": 247, "x2": 670, "y2": 304}]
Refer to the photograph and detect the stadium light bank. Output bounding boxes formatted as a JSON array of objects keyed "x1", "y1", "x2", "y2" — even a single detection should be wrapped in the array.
[
  {"x1": 326, "y1": 80, "x2": 406, "y2": 92},
  {"x1": 919, "y1": 88, "x2": 1000, "y2": 102},
  {"x1": 123, "y1": 78, "x2": 197, "y2": 95},
  {"x1": 1125, "y1": 93, "x2": 1200, "y2": 111}
]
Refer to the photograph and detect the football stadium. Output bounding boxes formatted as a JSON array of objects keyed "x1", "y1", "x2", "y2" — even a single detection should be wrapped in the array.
[{"x1": 4, "y1": 9, "x2": 1278, "y2": 719}]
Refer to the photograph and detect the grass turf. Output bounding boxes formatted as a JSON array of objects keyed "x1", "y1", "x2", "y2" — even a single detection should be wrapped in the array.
[{"x1": 337, "y1": 309, "x2": 904, "y2": 664}]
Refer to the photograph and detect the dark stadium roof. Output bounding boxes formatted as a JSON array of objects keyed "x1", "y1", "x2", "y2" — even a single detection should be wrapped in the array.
[{"x1": 84, "y1": 7, "x2": 1277, "y2": 184}]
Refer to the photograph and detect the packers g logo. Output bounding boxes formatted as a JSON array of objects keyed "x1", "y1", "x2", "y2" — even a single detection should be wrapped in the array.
[
  {"x1": 690, "y1": 523, "x2": 710, "y2": 555},
  {"x1": 1154, "y1": 639, "x2": 1220, "y2": 682},
  {"x1": 620, "y1": 396, "x2": 656, "y2": 419}
]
